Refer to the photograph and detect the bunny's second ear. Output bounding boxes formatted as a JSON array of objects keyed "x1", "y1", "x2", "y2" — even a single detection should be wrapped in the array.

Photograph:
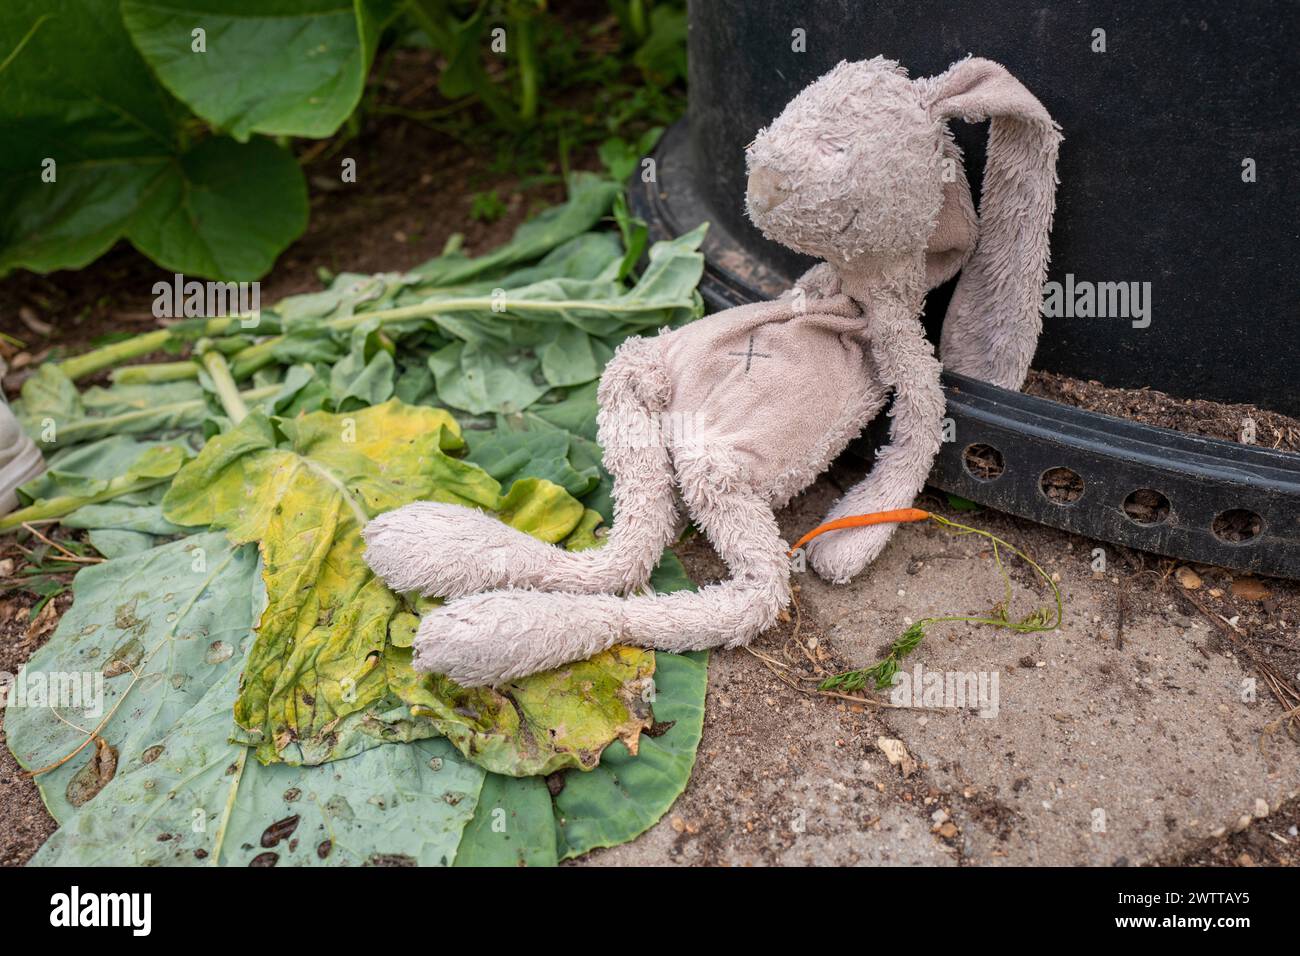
[{"x1": 923, "y1": 58, "x2": 1062, "y2": 389}]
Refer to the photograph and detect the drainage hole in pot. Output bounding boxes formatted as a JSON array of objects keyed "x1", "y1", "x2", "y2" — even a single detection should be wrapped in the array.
[
  {"x1": 962, "y1": 444, "x2": 1004, "y2": 481},
  {"x1": 1122, "y1": 489, "x2": 1170, "y2": 525},
  {"x1": 1040, "y1": 467, "x2": 1084, "y2": 505},
  {"x1": 1212, "y1": 509, "x2": 1262, "y2": 543}
]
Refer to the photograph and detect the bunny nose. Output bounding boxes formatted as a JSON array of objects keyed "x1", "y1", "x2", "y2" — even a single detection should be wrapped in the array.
[{"x1": 747, "y1": 167, "x2": 788, "y2": 215}]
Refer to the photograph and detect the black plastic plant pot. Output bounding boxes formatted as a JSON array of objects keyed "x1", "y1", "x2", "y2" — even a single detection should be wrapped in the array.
[{"x1": 630, "y1": 0, "x2": 1300, "y2": 579}]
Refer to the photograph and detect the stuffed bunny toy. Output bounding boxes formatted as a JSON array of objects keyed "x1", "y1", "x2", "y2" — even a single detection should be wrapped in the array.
[{"x1": 364, "y1": 56, "x2": 1061, "y2": 687}]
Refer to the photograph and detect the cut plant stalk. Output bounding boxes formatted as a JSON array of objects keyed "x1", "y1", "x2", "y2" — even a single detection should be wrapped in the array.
[
  {"x1": 223, "y1": 290, "x2": 698, "y2": 380},
  {"x1": 112, "y1": 361, "x2": 203, "y2": 385},
  {"x1": 56, "y1": 316, "x2": 248, "y2": 381},
  {"x1": 196, "y1": 342, "x2": 249, "y2": 424},
  {"x1": 0, "y1": 471, "x2": 175, "y2": 533}
]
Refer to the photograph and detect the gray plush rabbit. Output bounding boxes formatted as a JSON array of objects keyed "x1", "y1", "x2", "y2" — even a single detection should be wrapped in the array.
[{"x1": 363, "y1": 56, "x2": 1062, "y2": 687}]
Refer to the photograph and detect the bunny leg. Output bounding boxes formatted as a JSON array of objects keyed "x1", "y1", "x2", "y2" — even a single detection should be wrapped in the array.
[
  {"x1": 806, "y1": 306, "x2": 945, "y2": 583},
  {"x1": 363, "y1": 337, "x2": 679, "y2": 597},
  {"x1": 409, "y1": 450, "x2": 792, "y2": 686}
]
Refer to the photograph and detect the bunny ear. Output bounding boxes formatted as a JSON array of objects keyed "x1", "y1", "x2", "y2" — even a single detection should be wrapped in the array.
[
  {"x1": 924, "y1": 132, "x2": 978, "y2": 289},
  {"x1": 924, "y1": 58, "x2": 1062, "y2": 389}
]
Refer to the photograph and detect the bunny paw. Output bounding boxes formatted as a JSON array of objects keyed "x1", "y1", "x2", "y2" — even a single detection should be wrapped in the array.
[{"x1": 805, "y1": 522, "x2": 896, "y2": 584}]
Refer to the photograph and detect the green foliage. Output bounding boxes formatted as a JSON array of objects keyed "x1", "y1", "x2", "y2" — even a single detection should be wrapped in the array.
[
  {"x1": 11, "y1": 532, "x2": 706, "y2": 864},
  {"x1": 0, "y1": 0, "x2": 311, "y2": 280},
  {"x1": 0, "y1": 0, "x2": 687, "y2": 280},
  {"x1": 469, "y1": 189, "x2": 509, "y2": 222},
  {"x1": 121, "y1": 0, "x2": 402, "y2": 142},
  {"x1": 820, "y1": 622, "x2": 927, "y2": 693},
  {"x1": 389, "y1": 1, "x2": 687, "y2": 180},
  {"x1": 6, "y1": 183, "x2": 711, "y2": 864}
]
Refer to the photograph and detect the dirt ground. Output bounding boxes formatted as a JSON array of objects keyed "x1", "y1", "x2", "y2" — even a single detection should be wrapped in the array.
[
  {"x1": 572, "y1": 470, "x2": 1300, "y2": 867},
  {"x1": 1025, "y1": 370, "x2": 1300, "y2": 453},
  {"x1": 2, "y1": 38, "x2": 1298, "y2": 868}
]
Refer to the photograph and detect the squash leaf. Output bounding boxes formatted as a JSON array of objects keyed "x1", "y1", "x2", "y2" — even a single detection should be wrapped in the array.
[{"x1": 160, "y1": 399, "x2": 661, "y2": 775}]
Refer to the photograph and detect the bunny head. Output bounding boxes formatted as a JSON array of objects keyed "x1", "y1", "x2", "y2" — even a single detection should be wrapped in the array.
[{"x1": 745, "y1": 55, "x2": 1062, "y2": 389}]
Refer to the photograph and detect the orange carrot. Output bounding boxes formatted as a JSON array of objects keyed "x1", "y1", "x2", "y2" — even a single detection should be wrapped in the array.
[{"x1": 788, "y1": 508, "x2": 931, "y2": 556}]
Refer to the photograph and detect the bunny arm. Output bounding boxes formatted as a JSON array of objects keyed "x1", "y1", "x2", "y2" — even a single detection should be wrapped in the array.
[
  {"x1": 362, "y1": 337, "x2": 680, "y2": 597},
  {"x1": 410, "y1": 446, "x2": 792, "y2": 687},
  {"x1": 805, "y1": 299, "x2": 945, "y2": 584}
]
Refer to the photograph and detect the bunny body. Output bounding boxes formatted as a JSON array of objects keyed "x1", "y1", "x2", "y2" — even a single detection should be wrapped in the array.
[
  {"x1": 363, "y1": 56, "x2": 1061, "y2": 686},
  {"x1": 658, "y1": 286, "x2": 886, "y2": 510}
]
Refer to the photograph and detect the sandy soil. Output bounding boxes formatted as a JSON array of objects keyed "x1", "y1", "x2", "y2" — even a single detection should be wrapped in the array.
[{"x1": 576, "y1": 480, "x2": 1300, "y2": 867}]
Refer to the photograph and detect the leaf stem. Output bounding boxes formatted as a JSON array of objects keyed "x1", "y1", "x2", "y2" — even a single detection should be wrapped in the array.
[
  {"x1": 197, "y1": 342, "x2": 248, "y2": 424},
  {"x1": 514, "y1": 15, "x2": 539, "y2": 123},
  {"x1": 57, "y1": 317, "x2": 243, "y2": 381},
  {"x1": 221, "y1": 291, "x2": 693, "y2": 380},
  {"x1": 55, "y1": 385, "x2": 278, "y2": 444},
  {"x1": 0, "y1": 474, "x2": 172, "y2": 533},
  {"x1": 112, "y1": 361, "x2": 203, "y2": 384}
]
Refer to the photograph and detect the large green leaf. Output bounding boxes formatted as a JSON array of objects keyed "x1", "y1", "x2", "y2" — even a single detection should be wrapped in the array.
[
  {"x1": 0, "y1": 0, "x2": 307, "y2": 279},
  {"x1": 452, "y1": 553, "x2": 709, "y2": 864},
  {"x1": 5, "y1": 533, "x2": 262, "y2": 827},
  {"x1": 124, "y1": 135, "x2": 308, "y2": 280},
  {"x1": 160, "y1": 400, "x2": 663, "y2": 776},
  {"x1": 555, "y1": 648, "x2": 707, "y2": 859},
  {"x1": 8, "y1": 534, "x2": 489, "y2": 866},
  {"x1": 122, "y1": 0, "x2": 400, "y2": 142}
]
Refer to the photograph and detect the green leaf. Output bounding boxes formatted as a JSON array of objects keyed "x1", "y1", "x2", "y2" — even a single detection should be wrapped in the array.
[
  {"x1": 214, "y1": 736, "x2": 483, "y2": 867},
  {"x1": 554, "y1": 648, "x2": 708, "y2": 859},
  {"x1": 428, "y1": 340, "x2": 548, "y2": 415},
  {"x1": 121, "y1": 0, "x2": 400, "y2": 142},
  {"x1": 20, "y1": 436, "x2": 188, "y2": 503},
  {"x1": 538, "y1": 325, "x2": 608, "y2": 388},
  {"x1": 328, "y1": 322, "x2": 396, "y2": 410},
  {"x1": 160, "y1": 400, "x2": 662, "y2": 777},
  {"x1": 10, "y1": 534, "x2": 489, "y2": 866},
  {"x1": 1, "y1": 441, "x2": 191, "y2": 532},
  {"x1": 495, "y1": 477, "x2": 585, "y2": 544},
  {"x1": 124, "y1": 135, "x2": 308, "y2": 280},
  {"x1": 85, "y1": 528, "x2": 156, "y2": 559},
  {"x1": 413, "y1": 173, "x2": 619, "y2": 285},
  {"x1": 453, "y1": 773, "x2": 557, "y2": 867},
  {"x1": 0, "y1": 1, "x2": 308, "y2": 279},
  {"x1": 465, "y1": 427, "x2": 600, "y2": 499},
  {"x1": 5, "y1": 532, "x2": 263, "y2": 828},
  {"x1": 16, "y1": 366, "x2": 219, "y2": 449},
  {"x1": 391, "y1": 641, "x2": 655, "y2": 778},
  {"x1": 15, "y1": 364, "x2": 82, "y2": 424},
  {"x1": 633, "y1": 5, "x2": 688, "y2": 85}
]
